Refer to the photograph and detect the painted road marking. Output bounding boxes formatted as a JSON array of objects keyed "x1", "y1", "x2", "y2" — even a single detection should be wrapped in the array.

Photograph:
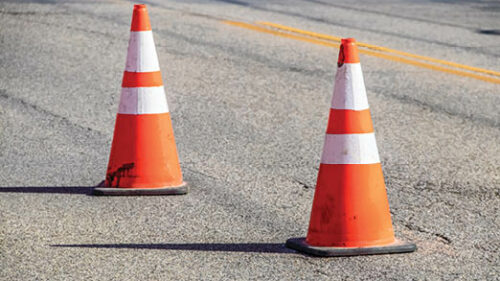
[
  {"x1": 223, "y1": 20, "x2": 500, "y2": 84},
  {"x1": 258, "y1": 22, "x2": 500, "y2": 78}
]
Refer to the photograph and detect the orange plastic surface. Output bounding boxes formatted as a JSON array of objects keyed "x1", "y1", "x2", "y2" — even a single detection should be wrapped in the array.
[
  {"x1": 105, "y1": 113, "x2": 183, "y2": 188},
  {"x1": 306, "y1": 163, "x2": 396, "y2": 247},
  {"x1": 326, "y1": 109, "x2": 374, "y2": 134},
  {"x1": 130, "y1": 4, "x2": 152, "y2": 31},
  {"x1": 338, "y1": 38, "x2": 360, "y2": 65},
  {"x1": 122, "y1": 71, "x2": 163, "y2": 87}
]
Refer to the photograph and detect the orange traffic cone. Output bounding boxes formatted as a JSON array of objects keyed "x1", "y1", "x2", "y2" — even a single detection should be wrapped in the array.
[
  {"x1": 286, "y1": 39, "x2": 415, "y2": 256},
  {"x1": 94, "y1": 4, "x2": 188, "y2": 196}
]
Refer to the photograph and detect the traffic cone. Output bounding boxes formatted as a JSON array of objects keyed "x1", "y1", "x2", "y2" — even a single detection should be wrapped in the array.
[
  {"x1": 286, "y1": 38, "x2": 415, "y2": 256},
  {"x1": 94, "y1": 4, "x2": 188, "y2": 196}
]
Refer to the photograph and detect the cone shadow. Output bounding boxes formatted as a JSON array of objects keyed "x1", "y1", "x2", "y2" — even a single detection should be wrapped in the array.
[
  {"x1": 0, "y1": 186, "x2": 93, "y2": 195},
  {"x1": 51, "y1": 243, "x2": 293, "y2": 254}
]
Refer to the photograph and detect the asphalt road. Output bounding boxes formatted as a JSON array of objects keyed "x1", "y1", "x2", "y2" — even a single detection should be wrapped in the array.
[{"x1": 0, "y1": 0, "x2": 499, "y2": 280}]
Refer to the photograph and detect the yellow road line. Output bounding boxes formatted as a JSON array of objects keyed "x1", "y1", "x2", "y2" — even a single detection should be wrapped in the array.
[
  {"x1": 223, "y1": 20, "x2": 341, "y2": 48},
  {"x1": 258, "y1": 21, "x2": 500, "y2": 78},
  {"x1": 355, "y1": 48, "x2": 500, "y2": 84},
  {"x1": 223, "y1": 20, "x2": 500, "y2": 84}
]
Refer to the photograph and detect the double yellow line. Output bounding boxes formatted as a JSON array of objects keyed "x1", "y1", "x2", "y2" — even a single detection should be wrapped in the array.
[{"x1": 223, "y1": 20, "x2": 500, "y2": 85}]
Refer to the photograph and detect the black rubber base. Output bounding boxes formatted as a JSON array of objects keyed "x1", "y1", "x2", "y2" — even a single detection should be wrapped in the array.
[
  {"x1": 93, "y1": 182, "x2": 188, "y2": 196},
  {"x1": 286, "y1": 237, "x2": 416, "y2": 257}
]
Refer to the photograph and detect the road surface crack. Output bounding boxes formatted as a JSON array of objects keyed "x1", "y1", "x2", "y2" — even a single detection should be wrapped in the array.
[
  {"x1": 0, "y1": 90, "x2": 105, "y2": 137},
  {"x1": 293, "y1": 178, "x2": 314, "y2": 189},
  {"x1": 405, "y1": 223, "x2": 452, "y2": 244}
]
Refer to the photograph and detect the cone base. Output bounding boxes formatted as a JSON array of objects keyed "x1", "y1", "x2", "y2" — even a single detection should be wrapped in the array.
[
  {"x1": 286, "y1": 237, "x2": 416, "y2": 257},
  {"x1": 93, "y1": 181, "x2": 188, "y2": 196}
]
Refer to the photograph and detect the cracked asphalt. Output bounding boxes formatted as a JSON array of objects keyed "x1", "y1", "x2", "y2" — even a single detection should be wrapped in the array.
[{"x1": 0, "y1": 0, "x2": 499, "y2": 280}]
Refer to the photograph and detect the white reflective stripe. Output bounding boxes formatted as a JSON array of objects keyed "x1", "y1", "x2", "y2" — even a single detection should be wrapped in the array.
[
  {"x1": 320, "y1": 133, "x2": 380, "y2": 164},
  {"x1": 118, "y1": 87, "x2": 169, "y2": 114},
  {"x1": 331, "y1": 63, "x2": 369, "y2": 111},
  {"x1": 125, "y1": 31, "x2": 160, "y2": 72}
]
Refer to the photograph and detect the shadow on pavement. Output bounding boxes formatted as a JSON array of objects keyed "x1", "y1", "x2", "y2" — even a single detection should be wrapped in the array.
[
  {"x1": 477, "y1": 29, "x2": 500, "y2": 35},
  {"x1": 51, "y1": 243, "x2": 294, "y2": 254},
  {"x1": 0, "y1": 186, "x2": 94, "y2": 195}
]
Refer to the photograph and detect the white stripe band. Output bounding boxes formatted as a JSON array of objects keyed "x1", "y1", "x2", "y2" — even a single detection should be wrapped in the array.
[
  {"x1": 125, "y1": 31, "x2": 160, "y2": 72},
  {"x1": 118, "y1": 86, "x2": 169, "y2": 114},
  {"x1": 320, "y1": 133, "x2": 380, "y2": 164},
  {"x1": 331, "y1": 63, "x2": 369, "y2": 111}
]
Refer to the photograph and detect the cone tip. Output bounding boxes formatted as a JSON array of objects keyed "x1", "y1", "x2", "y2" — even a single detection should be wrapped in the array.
[
  {"x1": 337, "y1": 37, "x2": 359, "y2": 66},
  {"x1": 341, "y1": 38, "x2": 356, "y2": 44},
  {"x1": 131, "y1": 4, "x2": 151, "y2": 31},
  {"x1": 134, "y1": 4, "x2": 147, "y2": 10}
]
